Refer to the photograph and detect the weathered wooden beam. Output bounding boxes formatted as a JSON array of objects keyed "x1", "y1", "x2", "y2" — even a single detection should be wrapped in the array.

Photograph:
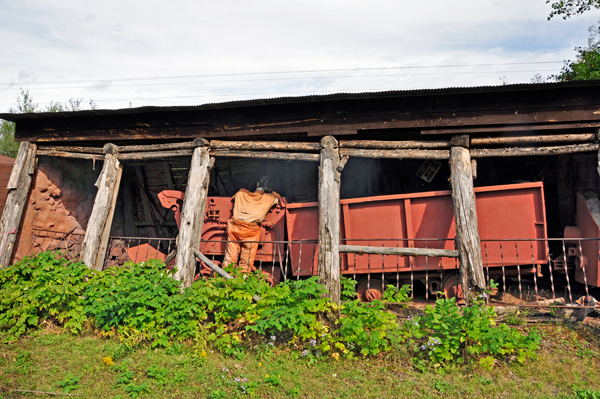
[
  {"x1": 94, "y1": 163, "x2": 123, "y2": 271},
  {"x1": 118, "y1": 142, "x2": 195, "y2": 152},
  {"x1": 422, "y1": 122, "x2": 600, "y2": 135},
  {"x1": 7, "y1": 142, "x2": 33, "y2": 190},
  {"x1": 339, "y1": 139, "x2": 450, "y2": 149},
  {"x1": 37, "y1": 145, "x2": 104, "y2": 154},
  {"x1": 0, "y1": 142, "x2": 36, "y2": 267},
  {"x1": 470, "y1": 142, "x2": 599, "y2": 158},
  {"x1": 340, "y1": 245, "x2": 458, "y2": 258},
  {"x1": 210, "y1": 149, "x2": 320, "y2": 162},
  {"x1": 210, "y1": 140, "x2": 320, "y2": 152},
  {"x1": 318, "y1": 136, "x2": 342, "y2": 304},
  {"x1": 471, "y1": 133, "x2": 596, "y2": 146},
  {"x1": 118, "y1": 149, "x2": 194, "y2": 160},
  {"x1": 339, "y1": 148, "x2": 450, "y2": 160},
  {"x1": 450, "y1": 140, "x2": 486, "y2": 300},
  {"x1": 36, "y1": 149, "x2": 105, "y2": 161},
  {"x1": 81, "y1": 144, "x2": 121, "y2": 270},
  {"x1": 174, "y1": 139, "x2": 212, "y2": 288}
]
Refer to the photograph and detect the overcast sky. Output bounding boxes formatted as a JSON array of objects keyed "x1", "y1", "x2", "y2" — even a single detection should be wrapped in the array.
[{"x1": 0, "y1": 0, "x2": 597, "y2": 111}]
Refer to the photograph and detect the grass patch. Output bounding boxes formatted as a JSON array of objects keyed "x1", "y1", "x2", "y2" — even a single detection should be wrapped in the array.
[{"x1": 0, "y1": 324, "x2": 599, "y2": 398}]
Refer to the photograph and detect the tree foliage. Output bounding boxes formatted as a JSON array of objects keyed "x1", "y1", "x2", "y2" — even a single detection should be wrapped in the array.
[
  {"x1": 547, "y1": 0, "x2": 600, "y2": 19},
  {"x1": 0, "y1": 90, "x2": 92, "y2": 158},
  {"x1": 550, "y1": 22, "x2": 600, "y2": 81}
]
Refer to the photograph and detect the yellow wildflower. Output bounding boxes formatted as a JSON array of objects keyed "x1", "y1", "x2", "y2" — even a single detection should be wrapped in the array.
[
  {"x1": 200, "y1": 350, "x2": 207, "y2": 358},
  {"x1": 266, "y1": 374, "x2": 269, "y2": 378},
  {"x1": 258, "y1": 362, "x2": 262, "y2": 367},
  {"x1": 331, "y1": 353, "x2": 340, "y2": 361},
  {"x1": 103, "y1": 356, "x2": 114, "y2": 366}
]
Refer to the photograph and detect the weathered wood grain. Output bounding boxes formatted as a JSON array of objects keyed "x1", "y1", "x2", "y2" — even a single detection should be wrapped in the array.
[
  {"x1": 339, "y1": 140, "x2": 450, "y2": 149},
  {"x1": 118, "y1": 149, "x2": 194, "y2": 160},
  {"x1": 7, "y1": 142, "x2": 32, "y2": 190},
  {"x1": 0, "y1": 142, "x2": 36, "y2": 267},
  {"x1": 471, "y1": 133, "x2": 596, "y2": 146},
  {"x1": 318, "y1": 136, "x2": 342, "y2": 304},
  {"x1": 81, "y1": 144, "x2": 122, "y2": 270},
  {"x1": 450, "y1": 144, "x2": 486, "y2": 300},
  {"x1": 209, "y1": 149, "x2": 320, "y2": 161},
  {"x1": 210, "y1": 140, "x2": 320, "y2": 152},
  {"x1": 339, "y1": 148, "x2": 450, "y2": 160},
  {"x1": 470, "y1": 142, "x2": 599, "y2": 158},
  {"x1": 95, "y1": 164, "x2": 123, "y2": 271},
  {"x1": 36, "y1": 149, "x2": 105, "y2": 161},
  {"x1": 340, "y1": 245, "x2": 458, "y2": 258},
  {"x1": 174, "y1": 139, "x2": 212, "y2": 288}
]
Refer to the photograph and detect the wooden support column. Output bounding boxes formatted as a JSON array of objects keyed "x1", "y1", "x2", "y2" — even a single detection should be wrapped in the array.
[
  {"x1": 81, "y1": 143, "x2": 122, "y2": 270},
  {"x1": 0, "y1": 142, "x2": 37, "y2": 267},
  {"x1": 318, "y1": 136, "x2": 343, "y2": 304},
  {"x1": 597, "y1": 129, "x2": 600, "y2": 176},
  {"x1": 173, "y1": 138, "x2": 212, "y2": 288},
  {"x1": 449, "y1": 135, "x2": 486, "y2": 300}
]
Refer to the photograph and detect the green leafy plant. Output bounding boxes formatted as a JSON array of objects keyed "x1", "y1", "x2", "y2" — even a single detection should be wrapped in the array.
[
  {"x1": 404, "y1": 293, "x2": 541, "y2": 369},
  {"x1": 383, "y1": 284, "x2": 411, "y2": 303},
  {"x1": 0, "y1": 252, "x2": 91, "y2": 340},
  {"x1": 124, "y1": 382, "x2": 151, "y2": 398},
  {"x1": 56, "y1": 373, "x2": 81, "y2": 393}
]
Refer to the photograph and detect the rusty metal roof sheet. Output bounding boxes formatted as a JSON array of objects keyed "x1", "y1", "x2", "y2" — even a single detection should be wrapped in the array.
[{"x1": 1, "y1": 80, "x2": 599, "y2": 122}]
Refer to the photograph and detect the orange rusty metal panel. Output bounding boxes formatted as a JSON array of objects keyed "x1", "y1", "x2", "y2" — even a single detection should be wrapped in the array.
[{"x1": 285, "y1": 182, "x2": 548, "y2": 277}]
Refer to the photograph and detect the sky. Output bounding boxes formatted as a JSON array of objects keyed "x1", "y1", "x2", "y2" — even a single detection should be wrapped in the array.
[{"x1": 0, "y1": 0, "x2": 598, "y2": 112}]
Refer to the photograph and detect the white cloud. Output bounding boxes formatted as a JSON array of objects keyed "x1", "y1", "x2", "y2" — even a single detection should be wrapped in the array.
[{"x1": 0, "y1": 0, "x2": 598, "y2": 110}]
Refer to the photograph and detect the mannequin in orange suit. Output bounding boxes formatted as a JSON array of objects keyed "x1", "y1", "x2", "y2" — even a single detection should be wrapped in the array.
[{"x1": 223, "y1": 176, "x2": 285, "y2": 281}]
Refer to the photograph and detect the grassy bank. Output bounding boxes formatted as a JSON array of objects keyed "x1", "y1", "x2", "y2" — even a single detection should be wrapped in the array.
[{"x1": 1, "y1": 324, "x2": 599, "y2": 399}]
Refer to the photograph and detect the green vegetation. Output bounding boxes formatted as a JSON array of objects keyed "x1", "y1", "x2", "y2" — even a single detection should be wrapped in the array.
[
  {"x1": 547, "y1": 0, "x2": 600, "y2": 19},
  {"x1": 0, "y1": 252, "x2": 540, "y2": 370},
  {"x1": 0, "y1": 252, "x2": 594, "y2": 397},
  {"x1": 0, "y1": 326, "x2": 599, "y2": 398}
]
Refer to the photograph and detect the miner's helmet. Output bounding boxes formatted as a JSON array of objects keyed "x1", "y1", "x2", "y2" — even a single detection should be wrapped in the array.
[{"x1": 256, "y1": 176, "x2": 272, "y2": 193}]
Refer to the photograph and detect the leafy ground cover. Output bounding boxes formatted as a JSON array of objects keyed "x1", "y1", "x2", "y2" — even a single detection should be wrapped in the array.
[{"x1": 0, "y1": 252, "x2": 599, "y2": 397}]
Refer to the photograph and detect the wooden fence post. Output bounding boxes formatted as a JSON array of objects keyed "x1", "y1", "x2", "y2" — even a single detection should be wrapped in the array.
[
  {"x1": 173, "y1": 138, "x2": 212, "y2": 288},
  {"x1": 0, "y1": 142, "x2": 37, "y2": 267},
  {"x1": 81, "y1": 143, "x2": 122, "y2": 270},
  {"x1": 450, "y1": 135, "x2": 486, "y2": 301},
  {"x1": 318, "y1": 136, "x2": 342, "y2": 304}
]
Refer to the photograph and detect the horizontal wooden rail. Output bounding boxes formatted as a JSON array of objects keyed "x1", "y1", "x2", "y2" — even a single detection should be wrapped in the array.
[
  {"x1": 210, "y1": 140, "x2": 319, "y2": 152},
  {"x1": 339, "y1": 139, "x2": 450, "y2": 149},
  {"x1": 118, "y1": 149, "x2": 194, "y2": 160},
  {"x1": 470, "y1": 142, "x2": 599, "y2": 158},
  {"x1": 340, "y1": 244, "x2": 459, "y2": 258},
  {"x1": 37, "y1": 149, "x2": 105, "y2": 160},
  {"x1": 339, "y1": 148, "x2": 450, "y2": 160},
  {"x1": 471, "y1": 133, "x2": 596, "y2": 146},
  {"x1": 209, "y1": 149, "x2": 320, "y2": 161}
]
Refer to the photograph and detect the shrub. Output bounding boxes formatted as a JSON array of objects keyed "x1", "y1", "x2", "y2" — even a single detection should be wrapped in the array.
[
  {"x1": 0, "y1": 252, "x2": 91, "y2": 339},
  {"x1": 403, "y1": 294, "x2": 541, "y2": 369},
  {"x1": 0, "y1": 251, "x2": 541, "y2": 369}
]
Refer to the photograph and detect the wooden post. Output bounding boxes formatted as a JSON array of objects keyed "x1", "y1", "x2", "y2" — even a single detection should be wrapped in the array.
[
  {"x1": 449, "y1": 135, "x2": 486, "y2": 301},
  {"x1": 0, "y1": 142, "x2": 37, "y2": 267},
  {"x1": 173, "y1": 138, "x2": 212, "y2": 288},
  {"x1": 81, "y1": 143, "x2": 122, "y2": 270},
  {"x1": 318, "y1": 136, "x2": 342, "y2": 304}
]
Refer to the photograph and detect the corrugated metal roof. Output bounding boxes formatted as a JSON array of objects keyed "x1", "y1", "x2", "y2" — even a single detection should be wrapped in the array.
[{"x1": 1, "y1": 80, "x2": 599, "y2": 122}]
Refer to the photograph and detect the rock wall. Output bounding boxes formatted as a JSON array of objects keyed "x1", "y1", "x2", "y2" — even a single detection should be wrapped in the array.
[{"x1": 13, "y1": 156, "x2": 100, "y2": 262}]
